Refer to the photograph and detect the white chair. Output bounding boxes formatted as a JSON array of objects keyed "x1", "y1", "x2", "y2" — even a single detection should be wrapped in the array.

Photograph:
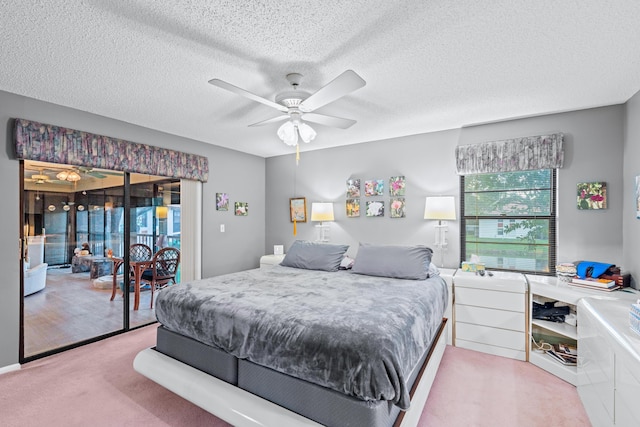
[{"x1": 24, "y1": 262, "x2": 48, "y2": 296}]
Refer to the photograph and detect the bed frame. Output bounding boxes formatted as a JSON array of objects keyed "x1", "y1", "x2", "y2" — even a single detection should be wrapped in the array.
[{"x1": 134, "y1": 318, "x2": 448, "y2": 427}]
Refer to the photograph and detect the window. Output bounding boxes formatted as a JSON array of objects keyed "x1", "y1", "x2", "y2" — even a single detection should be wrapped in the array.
[{"x1": 461, "y1": 169, "x2": 556, "y2": 274}]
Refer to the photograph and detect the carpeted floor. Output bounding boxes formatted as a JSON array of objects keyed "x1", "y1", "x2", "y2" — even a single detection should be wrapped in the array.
[{"x1": 0, "y1": 325, "x2": 590, "y2": 426}]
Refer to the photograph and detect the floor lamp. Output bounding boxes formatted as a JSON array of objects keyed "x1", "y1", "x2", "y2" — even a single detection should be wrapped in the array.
[
  {"x1": 424, "y1": 196, "x2": 456, "y2": 267},
  {"x1": 311, "y1": 202, "x2": 334, "y2": 242}
]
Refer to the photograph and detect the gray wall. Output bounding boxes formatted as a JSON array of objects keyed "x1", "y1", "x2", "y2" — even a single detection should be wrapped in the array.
[
  {"x1": 624, "y1": 90, "x2": 640, "y2": 285},
  {"x1": 265, "y1": 130, "x2": 461, "y2": 265},
  {"x1": 266, "y1": 105, "x2": 626, "y2": 274},
  {"x1": 0, "y1": 90, "x2": 266, "y2": 368}
]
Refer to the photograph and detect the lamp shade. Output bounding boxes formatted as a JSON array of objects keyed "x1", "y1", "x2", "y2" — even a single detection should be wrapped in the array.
[
  {"x1": 297, "y1": 123, "x2": 317, "y2": 143},
  {"x1": 424, "y1": 196, "x2": 456, "y2": 220},
  {"x1": 156, "y1": 206, "x2": 168, "y2": 219},
  {"x1": 277, "y1": 121, "x2": 298, "y2": 146},
  {"x1": 311, "y1": 202, "x2": 334, "y2": 222}
]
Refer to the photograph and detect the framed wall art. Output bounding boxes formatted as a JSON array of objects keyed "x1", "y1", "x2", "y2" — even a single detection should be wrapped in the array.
[
  {"x1": 389, "y1": 176, "x2": 405, "y2": 196},
  {"x1": 365, "y1": 179, "x2": 384, "y2": 196},
  {"x1": 390, "y1": 198, "x2": 405, "y2": 218},
  {"x1": 577, "y1": 181, "x2": 607, "y2": 210},
  {"x1": 234, "y1": 202, "x2": 248, "y2": 216},
  {"x1": 346, "y1": 179, "x2": 361, "y2": 198},
  {"x1": 366, "y1": 200, "x2": 384, "y2": 217},
  {"x1": 346, "y1": 198, "x2": 360, "y2": 217},
  {"x1": 216, "y1": 193, "x2": 229, "y2": 211},
  {"x1": 290, "y1": 197, "x2": 307, "y2": 222}
]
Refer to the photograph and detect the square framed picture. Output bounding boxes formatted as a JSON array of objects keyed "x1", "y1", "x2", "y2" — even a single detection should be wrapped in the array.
[
  {"x1": 346, "y1": 179, "x2": 361, "y2": 198},
  {"x1": 365, "y1": 179, "x2": 384, "y2": 196},
  {"x1": 346, "y1": 198, "x2": 360, "y2": 217},
  {"x1": 290, "y1": 197, "x2": 307, "y2": 222},
  {"x1": 390, "y1": 198, "x2": 405, "y2": 218},
  {"x1": 216, "y1": 193, "x2": 229, "y2": 211},
  {"x1": 366, "y1": 200, "x2": 384, "y2": 217},
  {"x1": 234, "y1": 202, "x2": 248, "y2": 216},
  {"x1": 389, "y1": 176, "x2": 405, "y2": 196},
  {"x1": 577, "y1": 182, "x2": 607, "y2": 210}
]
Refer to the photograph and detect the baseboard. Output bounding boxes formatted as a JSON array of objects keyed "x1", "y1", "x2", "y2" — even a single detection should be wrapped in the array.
[{"x1": 0, "y1": 363, "x2": 20, "y2": 375}]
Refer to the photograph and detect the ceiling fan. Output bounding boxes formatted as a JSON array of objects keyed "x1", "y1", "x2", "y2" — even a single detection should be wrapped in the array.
[
  {"x1": 25, "y1": 170, "x2": 56, "y2": 185},
  {"x1": 208, "y1": 70, "x2": 366, "y2": 146},
  {"x1": 25, "y1": 164, "x2": 121, "y2": 185}
]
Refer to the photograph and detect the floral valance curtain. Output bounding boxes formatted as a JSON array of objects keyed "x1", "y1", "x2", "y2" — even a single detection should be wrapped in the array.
[
  {"x1": 14, "y1": 118, "x2": 209, "y2": 182},
  {"x1": 455, "y1": 133, "x2": 564, "y2": 175}
]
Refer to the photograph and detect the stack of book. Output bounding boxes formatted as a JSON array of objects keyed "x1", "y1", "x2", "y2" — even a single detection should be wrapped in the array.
[
  {"x1": 568, "y1": 276, "x2": 621, "y2": 291},
  {"x1": 547, "y1": 343, "x2": 577, "y2": 366}
]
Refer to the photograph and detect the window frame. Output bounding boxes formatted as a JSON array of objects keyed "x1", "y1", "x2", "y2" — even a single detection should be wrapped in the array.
[{"x1": 460, "y1": 168, "x2": 557, "y2": 275}]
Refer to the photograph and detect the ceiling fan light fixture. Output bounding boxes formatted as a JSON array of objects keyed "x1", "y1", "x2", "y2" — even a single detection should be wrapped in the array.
[
  {"x1": 31, "y1": 174, "x2": 48, "y2": 181},
  {"x1": 209, "y1": 69, "x2": 365, "y2": 151},
  {"x1": 56, "y1": 170, "x2": 81, "y2": 182},
  {"x1": 67, "y1": 171, "x2": 81, "y2": 182},
  {"x1": 277, "y1": 121, "x2": 299, "y2": 146},
  {"x1": 298, "y1": 122, "x2": 316, "y2": 143}
]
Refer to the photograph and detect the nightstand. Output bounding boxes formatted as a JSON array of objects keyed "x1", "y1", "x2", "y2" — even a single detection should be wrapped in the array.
[{"x1": 260, "y1": 254, "x2": 285, "y2": 268}]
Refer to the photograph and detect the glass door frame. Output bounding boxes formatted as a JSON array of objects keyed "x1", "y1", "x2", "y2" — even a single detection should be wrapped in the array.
[{"x1": 19, "y1": 163, "x2": 147, "y2": 363}]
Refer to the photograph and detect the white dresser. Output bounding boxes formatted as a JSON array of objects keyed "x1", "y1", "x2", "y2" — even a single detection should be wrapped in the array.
[
  {"x1": 578, "y1": 296, "x2": 640, "y2": 426},
  {"x1": 453, "y1": 270, "x2": 528, "y2": 360}
]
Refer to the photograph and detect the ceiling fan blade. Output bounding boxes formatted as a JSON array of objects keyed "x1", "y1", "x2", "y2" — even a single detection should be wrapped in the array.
[
  {"x1": 248, "y1": 114, "x2": 290, "y2": 127},
  {"x1": 299, "y1": 70, "x2": 366, "y2": 112},
  {"x1": 208, "y1": 79, "x2": 288, "y2": 113},
  {"x1": 302, "y1": 113, "x2": 357, "y2": 129}
]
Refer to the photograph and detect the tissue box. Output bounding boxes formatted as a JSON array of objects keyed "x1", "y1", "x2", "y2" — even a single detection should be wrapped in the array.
[{"x1": 461, "y1": 262, "x2": 476, "y2": 272}]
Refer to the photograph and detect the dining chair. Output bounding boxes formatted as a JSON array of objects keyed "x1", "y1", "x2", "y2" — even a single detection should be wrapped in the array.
[
  {"x1": 128, "y1": 243, "x2": 153, "y2": 293},
  {"x1": 140, "y1": 247, "x2": 180, "y2": 309},
  {"x1": 112, "y1": 244, "x2": 154, "y2": 299},
  {"x1": 130, "y1": 243, "x2": 152, "y2": 263}
]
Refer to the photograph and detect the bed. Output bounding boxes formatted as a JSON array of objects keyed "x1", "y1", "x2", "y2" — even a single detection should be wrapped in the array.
[{"x1": 134, "y1": 241, "x2": 449, "y2": 427}]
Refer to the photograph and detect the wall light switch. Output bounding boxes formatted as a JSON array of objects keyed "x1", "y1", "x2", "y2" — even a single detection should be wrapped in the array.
[{"x1": 220, "y1": 224, "x2": 225, "y2": 233}]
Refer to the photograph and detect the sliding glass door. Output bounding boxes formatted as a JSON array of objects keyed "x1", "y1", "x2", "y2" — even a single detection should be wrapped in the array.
[{"x1": 21, "y1": 160, "x2": 181, "y2": 360}]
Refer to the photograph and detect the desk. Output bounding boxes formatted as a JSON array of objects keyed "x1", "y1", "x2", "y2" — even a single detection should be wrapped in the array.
[{"x1": 110, "y1": 258, "x2": 152, "y2": 310}]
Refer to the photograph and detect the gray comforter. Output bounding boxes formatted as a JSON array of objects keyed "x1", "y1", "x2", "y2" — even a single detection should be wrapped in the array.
[{"x1": 155, "y1": 265, "x2": 448, "y2": 410}]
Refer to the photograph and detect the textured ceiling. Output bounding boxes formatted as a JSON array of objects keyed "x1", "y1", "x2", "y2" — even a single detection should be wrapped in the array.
[{"x1": 2, "y1": 1, "x2": 640, "y2": 158}]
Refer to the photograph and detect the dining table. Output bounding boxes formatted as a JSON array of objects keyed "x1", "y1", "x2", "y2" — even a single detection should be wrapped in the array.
[{"x1": 109, "y1": 257, "x2": 153, "y2": 310}]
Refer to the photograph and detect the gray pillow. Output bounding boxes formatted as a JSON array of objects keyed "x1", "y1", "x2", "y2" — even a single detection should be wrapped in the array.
[
  {"x1": 280, "y1": 240, "x2": 350, "y2": 272},
  {"x1": 427, "y1": 262, "x2": 440, "y2": 278},
  {"x1": 351, "y1": 243, "x2": 433, "y2": 280}
]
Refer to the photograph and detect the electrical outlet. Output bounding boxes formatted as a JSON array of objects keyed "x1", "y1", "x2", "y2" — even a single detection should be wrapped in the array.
[{"x1": 220, "y1": 224, "x2": 225, "y2": 233}]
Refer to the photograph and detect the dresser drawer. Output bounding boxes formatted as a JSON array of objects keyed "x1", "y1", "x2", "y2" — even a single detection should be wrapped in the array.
[
  {"x1": 455, "y1": 304, "x2": 525, "y2": 332},
  {"x1": 455, "y1": 287, "x2": 526, "y2": 312},
  {"x1": 455, "y1": 322, "x2": 525, "y2": 351},
  {"x1": 456, "y1": 339, "x2": 526, "y2": 361},
  {"x1": 615, "y1": 352, "x2": 640, "y2": 423}
]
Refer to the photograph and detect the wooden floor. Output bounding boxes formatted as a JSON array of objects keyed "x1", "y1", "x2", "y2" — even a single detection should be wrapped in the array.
[{"x1": 24, "y1": 267, "x2": 157, "y2": 357}]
